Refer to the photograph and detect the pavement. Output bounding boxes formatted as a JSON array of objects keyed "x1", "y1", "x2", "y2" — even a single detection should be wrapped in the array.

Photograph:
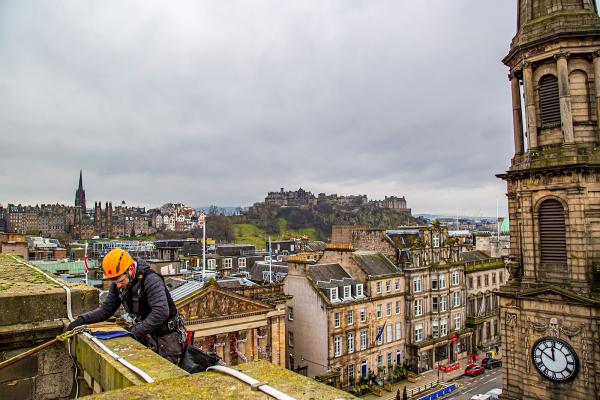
[{"x1": 361, "y1": 357, "x2": 473, "y2": 400}]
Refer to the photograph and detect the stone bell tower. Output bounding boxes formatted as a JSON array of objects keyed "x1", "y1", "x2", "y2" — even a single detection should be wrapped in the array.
[{"x1": 497, "y1": 1, "x2": 600, "y2": 398}]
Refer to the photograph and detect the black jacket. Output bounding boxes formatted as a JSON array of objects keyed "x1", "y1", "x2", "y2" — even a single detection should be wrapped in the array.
[{"x1": 80, "y1": 260, "x2": 177, "y2": 338}]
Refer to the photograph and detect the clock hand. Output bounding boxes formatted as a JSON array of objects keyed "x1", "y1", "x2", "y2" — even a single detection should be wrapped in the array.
[{"x1": 550, "y1": 342, "x2": 555, "y2": 361}]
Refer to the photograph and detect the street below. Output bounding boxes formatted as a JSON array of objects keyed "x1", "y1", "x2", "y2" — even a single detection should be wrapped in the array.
[{"x1": 443, "y1": 367, "x2": 503, "y2": 400}]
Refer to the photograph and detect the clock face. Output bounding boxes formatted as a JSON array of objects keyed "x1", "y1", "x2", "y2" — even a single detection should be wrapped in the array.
[{"x1": 531, "y1": 337, "x2": 579, "y2": 383}]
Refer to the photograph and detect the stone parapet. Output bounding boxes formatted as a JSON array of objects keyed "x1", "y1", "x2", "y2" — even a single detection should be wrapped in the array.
[
  {"x1": 85, "y1": 360, "x2": 355, "y2": 399},
  {"x1": 0, "y1": 254, "x2": 98, "y2": 331},
  {"x1": 72, "y1": 331, "x2": 188, "y2": 394}
]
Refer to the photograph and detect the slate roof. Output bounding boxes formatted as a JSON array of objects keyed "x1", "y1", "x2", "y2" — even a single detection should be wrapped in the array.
[
  {"x1": 248, "y1": 261, "x2": 288, "y2": 282},
  {"x1": 351, "y1": 251, "x2": 399, "y2": 277},
  {"x1": 170, "y1": 280, "x2": 204, "y2": 302},
  {"x1": 307, "y1": 263, "x2": 351, "y2": 283},
  {"x1": 304, "y1": 241, "x2": 327, "y2": 252},
  {"x1": 460, "y1": 250, "x2": 490, "y2": 262}
]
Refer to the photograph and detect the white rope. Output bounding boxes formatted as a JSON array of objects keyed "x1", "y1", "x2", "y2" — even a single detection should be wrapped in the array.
[
  {"x1": 10, "y1": 255, "x2": 74, "y2": 321},
  {"x1": 207, "y1": 365, "x2": 296, "y2": 400},
  {"x1": 10, "y1": 255, "x2": 155, "y2": 384},
  {"x1": 85, "y1": 333, "x2": 154, "y2": 383}
]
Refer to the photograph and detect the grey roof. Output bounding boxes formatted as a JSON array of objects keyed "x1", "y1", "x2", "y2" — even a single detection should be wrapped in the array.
[
  {"x1": 307, "y1": 263, "x2": 351, "y2": 282},
  {"x1": 352, "y1": 252, "x2": 399, "y2": 277},
  {"x1": 217, "y1": 277, "x2": 257, "y2": 289},
  {"x1": 170, "y1": 280, "x2": 204, "y2": 302},
  {"x1": 248, "y1": 262, "x2": 288, "y2": 282},
  {"x1": 386, "y1": 229, "x2": 420, "y2": 235},
  {"x1": 304, "y1": 241, "x2": 327, "y2": 252},
  {"x1": 460, "y1": 250, "x2": 490, "y2": 262}
]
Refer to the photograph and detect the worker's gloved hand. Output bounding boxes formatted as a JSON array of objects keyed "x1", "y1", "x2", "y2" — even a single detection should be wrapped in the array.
[
  {"x1": 125, "y1": 325, "x2": 138, "y2": 339},
  {"x1": 67, "y1": 316, "x2": 85, "y2": 331}
]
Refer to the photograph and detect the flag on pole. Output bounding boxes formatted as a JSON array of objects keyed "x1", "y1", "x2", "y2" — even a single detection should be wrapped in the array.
[
  {"x1": 268, "y1": 236, "x2": 273, "y2": 283},
  {"x1": 375, "y1": 321, "x2": 387, "y2": 343},
  {"x1": 83, "y1": 242, "x2": 89, "y2": 274}
]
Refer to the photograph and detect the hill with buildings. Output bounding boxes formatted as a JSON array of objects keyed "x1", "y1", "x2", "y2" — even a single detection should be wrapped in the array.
[{"x1": 240, "y1": 188, "x2": 423, "y2": 241}]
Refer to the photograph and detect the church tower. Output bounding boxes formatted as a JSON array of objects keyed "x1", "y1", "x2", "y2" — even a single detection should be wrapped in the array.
[
  {"x1": 74, "y1": 170, "x2": 86, "y2": 212},
  {"x1": 498, "y1": 1, "x2": 600, "y2": 398}
]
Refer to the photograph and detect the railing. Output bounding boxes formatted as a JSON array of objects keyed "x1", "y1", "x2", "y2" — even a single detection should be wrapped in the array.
[
  {"x1": 466, "y1": 309, "x2": 499, "y2": 325},
  {"x1": 407, "y1": 381, "x2": 439, "y2": 398}
]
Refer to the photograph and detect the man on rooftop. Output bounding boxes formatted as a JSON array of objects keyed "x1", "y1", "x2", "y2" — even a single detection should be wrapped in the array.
[{"x1": 67, "y1": 248, "x2": 185, "y2": 364}]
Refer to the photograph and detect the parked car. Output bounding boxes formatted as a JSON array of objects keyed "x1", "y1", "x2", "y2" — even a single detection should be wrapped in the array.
[
  {"x1": 469, "y1": 395, "x2": 490, "y2": 400},
  {"x1": 481, "y1": 358, "x2": 502, "y2": 369},
  {"x1": 465, "y1": 364, "x2": 485, "y2": 376},
  {"x1": 486, "y1": 388, "x2": 502, "y2": 400}
]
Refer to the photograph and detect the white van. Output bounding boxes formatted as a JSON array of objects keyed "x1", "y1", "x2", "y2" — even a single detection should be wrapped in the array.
[{"x1": 469, "y1": 395, "x2": 490, "y2": 400}]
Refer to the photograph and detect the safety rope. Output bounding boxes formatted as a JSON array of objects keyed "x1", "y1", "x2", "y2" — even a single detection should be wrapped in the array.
[{"x1": 206, "y1": 365, "x2": 296, "y2": 400}]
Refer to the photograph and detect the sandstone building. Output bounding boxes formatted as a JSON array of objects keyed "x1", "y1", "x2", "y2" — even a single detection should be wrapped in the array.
[
  {"x1": 284, "y1": 246, "x2": 406, "y2": 389},
  {"x1": 461, "y1": 251, "x2": 507, "y2": 355},
  {"x1": 331, "y1": 225, "x2": 472, "y2": 372},
  {"x1": 498, "y1": 1, "x2": 600, "y2": 398},
  {"x1": 174, "y1": 279, "x2": 288, "y2": 368}
]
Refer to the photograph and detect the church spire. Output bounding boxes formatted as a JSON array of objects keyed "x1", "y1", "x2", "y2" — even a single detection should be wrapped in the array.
[{"x1": 75, "y1": 170, "x2": 87, "y2": 211}]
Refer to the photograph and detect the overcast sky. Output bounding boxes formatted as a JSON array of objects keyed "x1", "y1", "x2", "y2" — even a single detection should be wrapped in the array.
[{"x1": 0, "y1": 1, "x2": 517, "y2": 216}]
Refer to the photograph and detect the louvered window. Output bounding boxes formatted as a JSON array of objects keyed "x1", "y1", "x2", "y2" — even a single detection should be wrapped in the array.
[
  {"x1": 539, "y1": 199, "x2": 567, "y2": 265},
  {"x1": 539, "y1": 75, "x2": 561, "y2": 128}
]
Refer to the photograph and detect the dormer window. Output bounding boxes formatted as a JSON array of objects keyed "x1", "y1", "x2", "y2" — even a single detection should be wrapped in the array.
[
  {"x1": 356, "y1": 284, "x2": 364, "y2": 297},
  {"x1": 207, "y1": 259, "x2": 216, "y2": 270},
  {"x1": 432, "y1": 233, "x2": 440, "y2": 248},
  {"x1": 343, "y1": 285, "x2": 351, "y2": 299},
  {"x1": 330, "y1": 287, "x2": 339, "y2": 302}
]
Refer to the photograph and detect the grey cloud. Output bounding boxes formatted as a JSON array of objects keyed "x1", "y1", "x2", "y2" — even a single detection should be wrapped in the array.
[{"x1": 0, "y1": 0, "x2": 516, "y2": 215}]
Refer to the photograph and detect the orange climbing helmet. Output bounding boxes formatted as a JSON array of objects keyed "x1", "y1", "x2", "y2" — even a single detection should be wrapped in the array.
[{"x1": 102, "y1": 248, "x2": 134, "y2": 279}]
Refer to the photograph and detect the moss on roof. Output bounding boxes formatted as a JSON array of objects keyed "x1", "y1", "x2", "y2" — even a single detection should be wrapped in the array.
[
  {"x1": 87, "y1": 360, "x2": 355, "y2": 400},
  {"x1": 0, "y1": 254, "x2": 91, "y2": 296},
  {"x1": 465, "y1": 260, "x2": 505, "y2": 273}
]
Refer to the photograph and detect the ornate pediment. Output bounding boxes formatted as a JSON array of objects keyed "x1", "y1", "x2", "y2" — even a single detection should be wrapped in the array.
[
  {"x1": 177, "y1": 285, "x2": 272, "y2": 322},
  {"x1": 518, "y1": 285, "x2": 600, "y2": 306}
]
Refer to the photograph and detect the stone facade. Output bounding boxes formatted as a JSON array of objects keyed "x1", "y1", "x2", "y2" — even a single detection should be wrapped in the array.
[
  {"x1": 285, "y1": 248, "x2": 407, "y2": 390},
  {"x1": 462, "y1": 253, "x2": 507, "y2": 354},
  {"x1": 498, "y1": 1, "x2": 600, "y2": 398},
  {"x1": 177, "y1": 281, "x2": 287, "y2": 368}
]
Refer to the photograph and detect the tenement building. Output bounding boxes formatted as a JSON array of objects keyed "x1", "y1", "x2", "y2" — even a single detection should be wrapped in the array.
[
  {"x1": 284, "y1": 247, "x2": 406, "y2": 389},
  {"x1": 461, "y1": 251, "x2": 507, "y2": 355},
  {"x1": 498, "y1": 1, "x2": 600, "y2": 398},
  {"x1": 330, "y1": 225, "x2": 472, "y2": 372}
]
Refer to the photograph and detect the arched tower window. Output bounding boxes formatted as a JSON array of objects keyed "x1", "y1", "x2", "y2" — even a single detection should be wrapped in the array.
[
  {"x1": 539, "y1": 74, "x2": 561, "y2": 128},
  {"x1": 569, "y1": 70, "x2": 591, "y2": 122},
  {"x1": 539, "y1": 199, "x2": 567, "y2": 265}
]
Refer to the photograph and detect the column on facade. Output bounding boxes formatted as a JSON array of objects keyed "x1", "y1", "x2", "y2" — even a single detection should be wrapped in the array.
[
  {"x1": 556, "y1": 53, "x2": 575, "y2": 143},
  {"x1": 270, "y1": 317, "x2": 279, "y2": 366},
  {"x1": 246, "y1": 328, "x2": 254, "y2": 360},
  {"x1": 254, "y1": 328, "x2": 261, "y2": 360},
  {"x1": 523, "y1": 63, "x2": 538, "y2": 149},
  {"x1": 593, "y1": 51, "x2": 600, "y2": 132},
  {"x1": 511, "y1": 74, "x2": 525, "y2": 154},
  {"x1": 278, "y1": 316, "x2": 285, "y2": 367}
]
